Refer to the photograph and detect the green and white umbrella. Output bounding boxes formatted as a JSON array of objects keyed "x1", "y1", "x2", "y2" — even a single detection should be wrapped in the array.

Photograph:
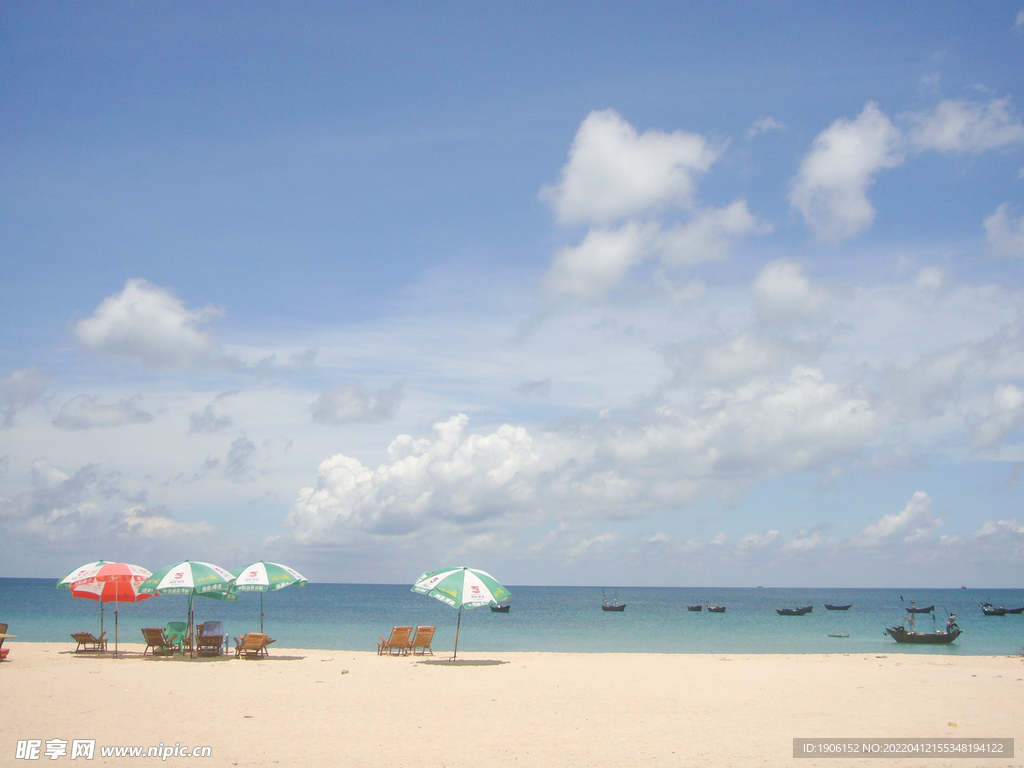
[
  {"x1": 411, "y1": 566, "x2": 511, "y2": 659},
  {"x1": 231, "y1": 561, "x2": 307, "y2": 634},
  {"x1": 138, "y1": 561, "x2": 236, "y2": 656}
]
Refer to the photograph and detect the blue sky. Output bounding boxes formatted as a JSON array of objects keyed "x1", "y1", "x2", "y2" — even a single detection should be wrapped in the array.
[{"x1": 3, "y1": 2, "x2": 1024, "y2": 587}]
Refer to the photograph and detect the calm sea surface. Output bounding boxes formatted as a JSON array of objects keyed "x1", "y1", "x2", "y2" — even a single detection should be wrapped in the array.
[{"x1": 2, "y1": 579, "x2": 1022, "y2": 656}]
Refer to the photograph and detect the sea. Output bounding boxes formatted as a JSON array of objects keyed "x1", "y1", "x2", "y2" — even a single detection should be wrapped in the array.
[{"x1": 2, "y1": 579, "x2": 1023, "y2": 657}]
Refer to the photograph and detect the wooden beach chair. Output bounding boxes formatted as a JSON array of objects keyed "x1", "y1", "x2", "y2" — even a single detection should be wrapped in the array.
[
  {"x1": 71, "y1": 631, "x2": 108, "y2": 653},
  {"x1": 141, "y1": 627, "x2": 176, "y2": 656},
  {"x1": 0, "y1": 623, "x2": 9, "y2": 661},
  {"x1": 377, "y1": 626, "x2": 412, "y2": 656},
  {"x1": 235, "y1": 633, "x2": 274, "y2": 659},
  {"x1": 196, "y1": 621, "x2": 226, "y2": 656},
  {"x1": 407, "y1": 626, "x2": 436, "y2": 656}
]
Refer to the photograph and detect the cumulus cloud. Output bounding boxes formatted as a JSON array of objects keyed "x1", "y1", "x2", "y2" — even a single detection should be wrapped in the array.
[
  {"x1": 53, "y1": 394, "x2": 153, "y2": 431},
  {"x1": 544, "y1": 221, "x2": 653, "y2": 297},
  {"x1": 666, "y1": 334, "x2": 821, "y2": 387},
  {"x1": 746, "y1": 115, "x2": 784, "y2": 139},
  {"x1": 658, "y1": 200, "x2": 771, "y2": 267},
  {"x1": 224, "y1": 435, "x2": 257, "y2": 481},
  {"x1": 1, "y1": 366, "x2": 48, "y2": 427},
  {"x1": 189, "y1": 404, "x2": 233, "y2": 434},
  {"x1": 111, "y1": 505, "x2": 213, "y2": 539},
  {"x1": 984, "y1": 203, "x2": 1024, "y2": 258},
  {"x1": 972, "y1": 383, "x2": 1024, "y2": 448},
  {"x1": 541, "y1": 112, "x2": 769, "y2": 298},
  {"x1": 789, "y1": 102, "x2": 904, "y2": 241},
  {"x1": 0, "y1": 458, "x2": 205, "y2": 546},
  {"x1": 73, "y1": 279, "x2": 238, "y2": 370},
  {"x1": 286, "y1": 371, "x2": 878, "y2": 546},
  {"x1": 540, "y1": 109, "x2": 722, "y2": 226},
  {"x1": 858, "y1": 491, "x2": 942, "y2": 545},
  {"x1": 907, "y1": 98, "x2": 1024, "y2": 154},
  {"x1": 311, "y1": 382, "x2": 403, "y2": 424},
  {"x1": 752, "y1": 259, "x2": 829, "y2": 323}
]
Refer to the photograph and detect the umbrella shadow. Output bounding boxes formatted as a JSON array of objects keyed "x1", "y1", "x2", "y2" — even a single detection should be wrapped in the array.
[{"x1": 417, "y1": 658, "x2": 509, "y2": 667}]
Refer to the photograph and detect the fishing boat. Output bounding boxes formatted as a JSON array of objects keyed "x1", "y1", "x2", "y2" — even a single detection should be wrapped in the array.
[
  {"x1": 706, "y1": 604, "x2": 726, "y2": 613},
  {"x1": 828, "y1": 633, "x2": 849, "y2": 638},
  {"x1": 687, "y1": 605, "x2": 702, "y2": 612},
  {"x1": 1005, "y1": 606, "x2": 1024, "y2": 614},
  {"x1": 776, "y1": 606, "x2": 812, "y2": 616},
  {"x1": 602, "y1": 590, "x2": 626, "y2": 611},
  {"x1": 824, "y1": 603, "x2": 852, "y2": 610},
  {"x1": 980, "y1": 603, "x2": 1007, "y2": 616},
  {"x1": 906, "y1": 604, "x2": 934, "y2": 613},
  {"x1": 885, "y1": 612, "x2": 961, "y2": 644},
  {"x1": 490, "y1": 604, "x2": 511, "y2": 613}
]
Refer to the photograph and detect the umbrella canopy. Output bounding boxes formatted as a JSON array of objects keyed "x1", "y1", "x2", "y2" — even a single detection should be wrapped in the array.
[
  {"x1": 138, "y1": 561, "x2": 236, "y2": 656},
  {"x1": 68, "y1": 562, "x2": 151, "y2": 657},
  {"x1": 231, "y1": 561, "x2": 308, "y2": 634},
  {"x1": 411, "y1": 566, "x2": 511, "y2": 659}
]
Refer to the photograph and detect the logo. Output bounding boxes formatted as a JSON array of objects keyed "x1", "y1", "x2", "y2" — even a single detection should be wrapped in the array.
[{"x1": 249, "y1": 571, "x2": 258, "y2": 578}]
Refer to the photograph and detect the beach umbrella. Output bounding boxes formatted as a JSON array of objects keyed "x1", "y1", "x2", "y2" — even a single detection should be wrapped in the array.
[
  {"x1": 411, "y1": 566, "x2": 511, "y2": 659},
  {"x1": 68, "y1": 562, "x2": 152, "y2": 657},
  {"x1": 57, "y1": 561, "x2": 111, "y2": 639},
  {"x1": 231, "y1": 561, "x2": 307, "y2": 634},
  {"x1": 138, "y1": 561, "x2": 236, "y2": 657}
]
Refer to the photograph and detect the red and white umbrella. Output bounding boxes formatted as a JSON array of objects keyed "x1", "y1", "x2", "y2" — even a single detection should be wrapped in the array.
[{"x1": 67, "y1": 562, "x2": 152, "y2": 657}]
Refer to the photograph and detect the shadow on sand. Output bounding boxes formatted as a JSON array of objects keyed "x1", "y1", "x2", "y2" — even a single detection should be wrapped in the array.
[{"x1": 417, "y1": 658, "x2": 508, "y2": 667}]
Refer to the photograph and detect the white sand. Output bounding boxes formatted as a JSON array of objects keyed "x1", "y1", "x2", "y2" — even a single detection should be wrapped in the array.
[{"x1": 2, "y1": 642, "x2": 1023, "y2": 767}]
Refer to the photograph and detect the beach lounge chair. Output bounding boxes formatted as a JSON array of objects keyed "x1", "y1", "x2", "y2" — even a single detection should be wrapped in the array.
[
  {"x1": 141, "y1": 627, "x2": 177, "y2": 656},
  {"x1": 71, "y1": 631, "x2": 108, "y2": 653},
  {"x1": 164, "y1": 621, "x2": 189, "y2": 653},
  {"x1": 196, "y1": 621, "x2": 225, "y2": 656},
  {"x1": 377, "y1": 626, "x2": 412, "y2": 656},
  {"x1": 0, "y1": 623, "x2": 8, "y2": 661},
  {"x1": 235, "y1": 633, "x2": 274, "y2": 659},
  {"x1": 407, "y1": 626, "x2": 436, "y2": 656}
]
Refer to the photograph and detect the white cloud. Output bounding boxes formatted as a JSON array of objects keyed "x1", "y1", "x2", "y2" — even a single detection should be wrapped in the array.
[
  {"x1": 972, "y1": 383, "x2": 1024, "y2": 448},
  {"x1": 752, "y1": 259, "x2": 829, "y2": 322},
  {"x1": 1017, "y1": 10, "x2": 1024, "y2": 29},
  {"x1": 73, "y1": 279, "x2": 237, "y2": 370},
  {"x1": 658, "y1": 200, "x2": 771, "y2": 267},
  {"x1": 540, "y1": 109, "x2": 722, "y2": 226},
  {"x1": 311, "y1": 382, "x2": 403, "y2": 424},
  {"x1": 285, "y1": 414, "x2": 567, "y2": 542},
  {"x1": 53, "y1": 394, "x2": 153, "y2": 431},
  {"x1": 746, "y1": 115, "x2": 784, "y2": 139},
  {"x1": 1, "y1": 367, "x2": 48, "y2": 427},
  {"x1": 908, "y1": 98, "x2": 1024, "y2": 154},
  {"x1": 858, "y1": 491, "x2": 942, "y2": 545},
  {"x1": 789, "y1": 102, "x2": 904, "y2": 241},
  {"x1": 984, "y1": 203, "x2": 1024, "y2": 258},
  {"x1": 544, "y1": 221, "x2": 653, "y2": 297},
  {"x1": 189, "y1": 404, "x2": 233, "y2": 434},
  {"x1": 111, "y1": 505, "x2": 214, "y2": 539}
]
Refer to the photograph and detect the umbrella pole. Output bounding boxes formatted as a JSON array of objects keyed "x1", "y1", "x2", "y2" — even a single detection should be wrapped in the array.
[
  {"x1": 260, "y1": 592, "x2": 264, "y2": 635},
  {"x1": 452, "y1": 606, "x2": 463, "y2": 661},
  {"x1": 114, "y1": 596, "x2": 119, "y2": 659},
  {"x1": 188, "y1": 593, "x2": 194, "y2": 659}
]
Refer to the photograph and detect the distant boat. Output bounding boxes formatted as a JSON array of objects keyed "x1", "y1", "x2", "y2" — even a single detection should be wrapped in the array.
[
  {"x1": 906, "y1": 604, "x2": 934, "y2": 614},
  {"x1": 602, "y1": 590, "x2": 626, "y2": 612},
  {"x1": 490, "y1": 604, "x2": 511, "y2": 613},
  {"x1": 828, "y1": 633, "x2": 849, "y2": 638},
  {"x1": 1004, "y1": 606, "x2": 1024, "y2": 614},
  {"x1": 687, "y1": 605, "x2": 702, "y2": 612},
  {"x1": 824, "y1": 603, "x2": 852, "y2": 611},
  {"x1": 706, "y1": 604, "x2": 726, "y2": 613},
  {"x1": 776, "y1": 606, "x2": 812, "y2": 616},
  {"x1": 981, "y1": 603, "x2": 1007, "y2": 616},
  {"x1": 886, "y1": 612, "x2": 961, "y2": 644}
]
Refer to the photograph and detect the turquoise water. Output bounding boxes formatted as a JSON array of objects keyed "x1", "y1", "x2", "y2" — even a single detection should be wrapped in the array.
[{"x1": 2, "y1": 579, "x2": 1023, "y2": 656}]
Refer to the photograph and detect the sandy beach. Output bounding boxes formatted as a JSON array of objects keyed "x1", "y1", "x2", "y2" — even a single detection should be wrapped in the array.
[{"x1": 2, "y1": 642, "x2": 1023, "y2": 767}]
